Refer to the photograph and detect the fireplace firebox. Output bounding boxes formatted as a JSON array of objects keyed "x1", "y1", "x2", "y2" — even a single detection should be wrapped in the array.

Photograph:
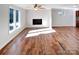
[{"x1": 33, "y1": 19, "x2": 42, "y2": 25}]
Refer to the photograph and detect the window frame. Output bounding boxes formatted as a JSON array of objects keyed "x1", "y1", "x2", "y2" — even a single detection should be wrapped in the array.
[{"x1": 9, "y1": 7, "x2": 20, "y2": 34}]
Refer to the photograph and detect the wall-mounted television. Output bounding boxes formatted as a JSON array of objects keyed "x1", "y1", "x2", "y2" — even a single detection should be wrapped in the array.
[{"x1": 33, "y1": 19, "x2": 42, "y2": 25}]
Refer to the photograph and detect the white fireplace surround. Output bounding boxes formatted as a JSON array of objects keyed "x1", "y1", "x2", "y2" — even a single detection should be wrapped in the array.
[{"x1": 26, "y1": 9, "x2": 52, "y2": 28}]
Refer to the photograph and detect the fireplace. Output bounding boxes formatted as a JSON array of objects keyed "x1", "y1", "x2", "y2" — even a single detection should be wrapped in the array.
[{"x1": 33, "y1": 19, "x2": 42, "y2": 25}]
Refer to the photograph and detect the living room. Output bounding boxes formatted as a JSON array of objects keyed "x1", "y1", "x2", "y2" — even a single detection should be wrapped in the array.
[{"x1": 0, "y1": 4, "x2": 79, "y2": 55}]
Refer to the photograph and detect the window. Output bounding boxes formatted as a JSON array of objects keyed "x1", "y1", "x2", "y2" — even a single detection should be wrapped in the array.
[
  {"x1": 16, "y1": 10, "x2": 19, "y2": 23},
  {"x1": 10, "y1": 8, "x2": 14, "y2": 24},
  {"x1": 16, "y1": 10, "x2": 20, "y2": 28},
  {"x1": 9, "y1": 8, "x2": 20, "y2": 33},
  {"x1": 9, "y1": 8, "x2": 15, "y2": 32}
]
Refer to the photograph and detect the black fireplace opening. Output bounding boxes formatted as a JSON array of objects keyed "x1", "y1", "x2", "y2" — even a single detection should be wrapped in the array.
[{"x1": 33, "y1": 19, "x2": 42, "y2": 25}]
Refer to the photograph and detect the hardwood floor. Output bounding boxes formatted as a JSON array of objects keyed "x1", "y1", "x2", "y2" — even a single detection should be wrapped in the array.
[{"x1": 0, "y1": 27, "x2": 79, "y2": 55}]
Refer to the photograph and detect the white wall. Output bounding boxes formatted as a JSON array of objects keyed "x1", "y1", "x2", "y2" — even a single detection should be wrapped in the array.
[
  {"x1": 26, "y1": 9, "x2": 52, "y2": 28},
  {"x1": 0, "y1": 4, "x2": 26, "y2": 49},
  {"x1": 0, "y1": 5, "x2": 9, "y2": 49},
  {"x1": 26, "y1": 8, "x2": 76, "y2": 27},
  {"x1": 52, "y1": 8, "x2": 76, "y2": 27}
]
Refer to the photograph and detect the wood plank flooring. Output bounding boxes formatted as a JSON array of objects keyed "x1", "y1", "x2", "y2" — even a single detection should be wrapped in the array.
[{"x1": 0, "y1": 27, "x2": 79, "y2": 55}]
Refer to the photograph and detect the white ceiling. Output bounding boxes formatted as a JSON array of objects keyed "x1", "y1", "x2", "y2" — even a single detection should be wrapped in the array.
[{"x1": 14, "y1": 4, "x2": 79, "y2": 10}]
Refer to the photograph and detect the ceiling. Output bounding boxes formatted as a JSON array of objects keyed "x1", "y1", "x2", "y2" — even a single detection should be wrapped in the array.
[{"x1": 14, "y1": 4, "x2": 79, "y2": 10}]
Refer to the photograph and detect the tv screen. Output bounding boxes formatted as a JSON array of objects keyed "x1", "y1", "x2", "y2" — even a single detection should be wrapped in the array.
[{"x1": 33, "y1": 19, "x2": 42, "y2": 25}]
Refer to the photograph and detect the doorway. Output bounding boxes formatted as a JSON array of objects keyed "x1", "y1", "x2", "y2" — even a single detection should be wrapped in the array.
[{"x1": 76, "y1": 11, "x2": 79, "y2": 27}]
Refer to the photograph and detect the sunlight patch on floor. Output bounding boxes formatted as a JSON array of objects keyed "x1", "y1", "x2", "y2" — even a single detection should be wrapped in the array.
[{"x1": 26, "y1": 28, "x2": 56, "y2": 38}]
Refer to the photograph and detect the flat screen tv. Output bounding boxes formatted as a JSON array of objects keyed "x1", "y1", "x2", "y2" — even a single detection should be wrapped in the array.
[{"x1": 33, "y1": 19, "x2": 42, "y2": 25}]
